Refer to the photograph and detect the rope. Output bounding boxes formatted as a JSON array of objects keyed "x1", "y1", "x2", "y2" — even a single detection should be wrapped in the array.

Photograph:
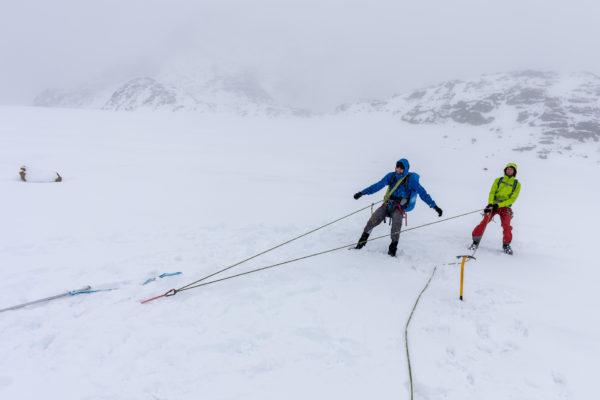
[
  {"x1": 176, "y1": 201, "x2": 383, "y2": 292},
  {"x1": 170, "y1": 209, "x2": 482, "y2": 295},
  {"x1": 405, "y1": 265, "x2": 438, "y2": 400},
  {"x1": 402, "y1": 211, "x2": 492, "y2": 397}
]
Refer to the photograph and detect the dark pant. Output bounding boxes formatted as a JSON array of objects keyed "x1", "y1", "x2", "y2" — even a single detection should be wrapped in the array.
[
  {"x1": 363, "y1": 205, "x2": 404, "y2": 242},
  {"x1": 472, "y1": 207, "x2": 513, "y2": 244}
]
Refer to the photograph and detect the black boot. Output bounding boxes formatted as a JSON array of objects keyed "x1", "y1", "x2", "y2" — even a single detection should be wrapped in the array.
[
  {"x1": 503, "y1": 243, "x2": 513, "y2": 255},
  {"x1": 388, "y1": 241, "x2": 398, "y2": 257},
  {"x1": 355, "y1": 232, "x2": 370, "y2": 249},
  {"x1": 468, "y1": 239, "x2": 480, "y2": 250}
]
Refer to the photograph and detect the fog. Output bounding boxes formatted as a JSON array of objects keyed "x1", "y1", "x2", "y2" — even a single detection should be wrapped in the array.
[{"x1": 1, "y1": 0, "x2": 599, "y2": 111}]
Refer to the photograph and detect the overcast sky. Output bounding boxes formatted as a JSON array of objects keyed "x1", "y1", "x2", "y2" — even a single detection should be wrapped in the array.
[{"x1": 1, "y1": 0, "x2": 599, "y2": 111}]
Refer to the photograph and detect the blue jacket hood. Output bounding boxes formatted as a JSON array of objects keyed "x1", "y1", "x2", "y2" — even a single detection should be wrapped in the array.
[{"x1": 395, "y1": 158, "x2": 410, "y2": 178}]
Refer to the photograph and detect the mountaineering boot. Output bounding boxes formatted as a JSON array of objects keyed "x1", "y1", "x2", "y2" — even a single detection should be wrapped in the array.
[
  {"x1": 503, "y1": 243, "x2": 513, "y2": 255},
  {"x1": 355, "y1": 232, "x2": 370, "y2": 249},
  {"x1": 388, "y1": 241, "x2": 398, "y2": 257},
  {"x1": 468, "y1": 240, "x2": 480, "y2": 251}
]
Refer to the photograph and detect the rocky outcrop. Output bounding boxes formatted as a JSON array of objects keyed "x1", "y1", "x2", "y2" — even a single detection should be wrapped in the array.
[{"x1": 337, "y1": 71, "x2": 600, "y2": 159}]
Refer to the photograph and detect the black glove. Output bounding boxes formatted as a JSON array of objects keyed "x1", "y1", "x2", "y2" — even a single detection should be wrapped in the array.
[
  {"x1": 484, "y1": 203, "x2": 499, "y2": 213},
  {"x1": 353, "y1": 192, "x2": 362, "y2": 200},
  {"x1": 434, "y1": 206, "x2": 443, "y2": 217}
]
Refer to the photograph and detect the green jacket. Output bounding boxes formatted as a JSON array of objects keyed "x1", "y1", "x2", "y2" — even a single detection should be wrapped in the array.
[{"x1": 488, "y1": 163, "x2": 521, "y2": 208}]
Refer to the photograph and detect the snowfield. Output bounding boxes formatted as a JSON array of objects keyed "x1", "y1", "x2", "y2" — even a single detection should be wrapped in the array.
[{"x1": 0, "y1": 106, "x2": 598, "y2": 399}]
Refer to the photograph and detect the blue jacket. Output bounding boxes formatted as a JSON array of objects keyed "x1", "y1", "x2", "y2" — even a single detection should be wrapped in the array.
[{"x1": 360, "y1": 158, "x2": 437, "y2": 212}]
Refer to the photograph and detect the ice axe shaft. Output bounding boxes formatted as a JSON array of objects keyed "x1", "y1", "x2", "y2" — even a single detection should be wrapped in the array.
[{"x1": 456, "y1": 255, "x2": 476, "y2": 301}]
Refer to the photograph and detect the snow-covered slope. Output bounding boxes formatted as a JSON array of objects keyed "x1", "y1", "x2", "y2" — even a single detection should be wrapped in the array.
[
  {"x1": 338, "y1": 71, "x2": 600, "y2": 159},
  {"x1": 0, "y1": 106, "x2": 598, "y2": 399}
]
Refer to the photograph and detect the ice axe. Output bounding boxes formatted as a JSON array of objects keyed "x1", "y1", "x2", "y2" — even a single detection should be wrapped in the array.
[{"x1": 456, "y1": 255, "x2": 476, "y2": 301}]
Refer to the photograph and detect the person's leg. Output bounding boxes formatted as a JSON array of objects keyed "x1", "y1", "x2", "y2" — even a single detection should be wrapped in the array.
[
  {"x1": 356, "y1": 206, "x2": 387, "y2": 249},
  {"x1": 472, "y1": 213, "x2": 493, "y2": 243},
  {"x1": 390, "y1": 208, "x2": 404, "y2": 243},
  {"x1": 388, "y1": 208, "x2": 404, "y2": 256},
  {"x1": 499, "y1": 208, "x2": 513, "y2": 245}
]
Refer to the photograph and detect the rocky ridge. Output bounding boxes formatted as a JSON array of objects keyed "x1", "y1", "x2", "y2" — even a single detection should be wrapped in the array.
[{"x1": 337, "y1": 70, "x2": 600, "y2": 158}]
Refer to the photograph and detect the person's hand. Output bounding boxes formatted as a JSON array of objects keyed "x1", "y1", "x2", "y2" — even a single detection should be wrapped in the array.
[
  {"x1": 484, "y1": 203, "x2": 498, "y2": 213},
  {"x1": 353, "y1": 192, "x2": 362, "y2": 200},
  {"x1": 434, "y1": 206, "x2": 443, "y2": 217}
]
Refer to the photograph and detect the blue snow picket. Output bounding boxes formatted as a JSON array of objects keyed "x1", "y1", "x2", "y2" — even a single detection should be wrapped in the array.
[
  {"x1": 141, "y1": 272, "x2": 182, "y2": 285},
  {"x1": 69, "y1": 288, "x2": 117, "y2": 296}
]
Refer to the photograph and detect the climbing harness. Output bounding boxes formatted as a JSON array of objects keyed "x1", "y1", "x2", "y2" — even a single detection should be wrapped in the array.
[{"x1": 141, "y1": 209, "x2": 483, "y2": 303}]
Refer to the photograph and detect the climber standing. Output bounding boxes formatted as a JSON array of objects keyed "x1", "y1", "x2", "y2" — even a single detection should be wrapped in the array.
[
  {"x1": 353, "y1": 158, "x2": 443, "y2": 257},
  {"x1": 469, "y1": 163, "x2": 521, "y2": 255}
]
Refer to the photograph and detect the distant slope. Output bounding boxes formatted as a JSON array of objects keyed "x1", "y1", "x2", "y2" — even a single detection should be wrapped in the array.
[{"x1": 34, "y1": 70, "x2": 310, "y2": 117}]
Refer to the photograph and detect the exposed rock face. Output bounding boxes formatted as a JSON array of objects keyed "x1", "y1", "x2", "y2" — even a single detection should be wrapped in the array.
[
  {"x1": 340, "y1": 71, "x2": 600, "y2": 139},
  {"x1": 337, "y1": 70, "x2": 600, "y2": 158}
]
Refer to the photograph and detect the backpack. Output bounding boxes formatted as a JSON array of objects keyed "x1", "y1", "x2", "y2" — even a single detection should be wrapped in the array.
[{"x1": 496, "y1": 177, "x2": 519, "y2": 196}]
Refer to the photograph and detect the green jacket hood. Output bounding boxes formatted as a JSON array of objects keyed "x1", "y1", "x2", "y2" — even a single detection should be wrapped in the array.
[{"x1": 504, "y1": 163, "x2": 517, "y2": 177}]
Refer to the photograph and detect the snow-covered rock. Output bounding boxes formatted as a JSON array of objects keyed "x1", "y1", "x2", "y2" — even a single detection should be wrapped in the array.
[{"x1": 337, "y1": 71, "x2": 600, "y2": 158}]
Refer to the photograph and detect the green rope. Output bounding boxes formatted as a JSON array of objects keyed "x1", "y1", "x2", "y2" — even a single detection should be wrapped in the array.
[
  {"x1": 177, "y1": 201, "x2": 383, "y2": 292},
  {"x1": 383, "y1": 175, "x2": 407, "y2": 202},
  {"x1": 176, "y1": 209, "x2": 482, "y2": 293},
  {"x1": 401, "y1": 211, "x2": 492, "y2": 398},
  {"x1": 405, "y1": 265, "x2": 438, "y2": 400}
]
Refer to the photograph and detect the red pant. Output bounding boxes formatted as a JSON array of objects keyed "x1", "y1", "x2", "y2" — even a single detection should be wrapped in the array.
[{"x1": 472, "y1": 207, "x2": 513, "y2": 244}]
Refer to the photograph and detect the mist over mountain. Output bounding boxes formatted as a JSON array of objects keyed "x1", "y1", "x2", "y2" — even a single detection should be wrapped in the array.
[
  {"x1": 34, "y1": 68, "x2": 310, "y2": 117},
  {"x1": 32, "y1": 70, "x2": 600, "y2": 160}
]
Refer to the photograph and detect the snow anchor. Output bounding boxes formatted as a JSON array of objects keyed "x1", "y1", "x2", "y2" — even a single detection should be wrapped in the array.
[
  {"x1": 69, "y1": 288, "x2": 117, "y2": 296},
  {"x1": 0, "y1": 285, "x2": 91, "y2": 313},
  {"x1": 141, "y1": 271, "x2": 182, "y2": 285}
]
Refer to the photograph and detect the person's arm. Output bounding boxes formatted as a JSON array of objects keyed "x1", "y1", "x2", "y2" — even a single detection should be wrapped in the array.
[{"x1": 360, "y1": 173, "x2": 392, "y2": 196}]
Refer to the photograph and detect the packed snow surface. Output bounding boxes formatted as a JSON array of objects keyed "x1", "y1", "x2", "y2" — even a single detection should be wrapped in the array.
[{"x1": 0, "y1": 106, "x2": 598, "y2": 399}]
